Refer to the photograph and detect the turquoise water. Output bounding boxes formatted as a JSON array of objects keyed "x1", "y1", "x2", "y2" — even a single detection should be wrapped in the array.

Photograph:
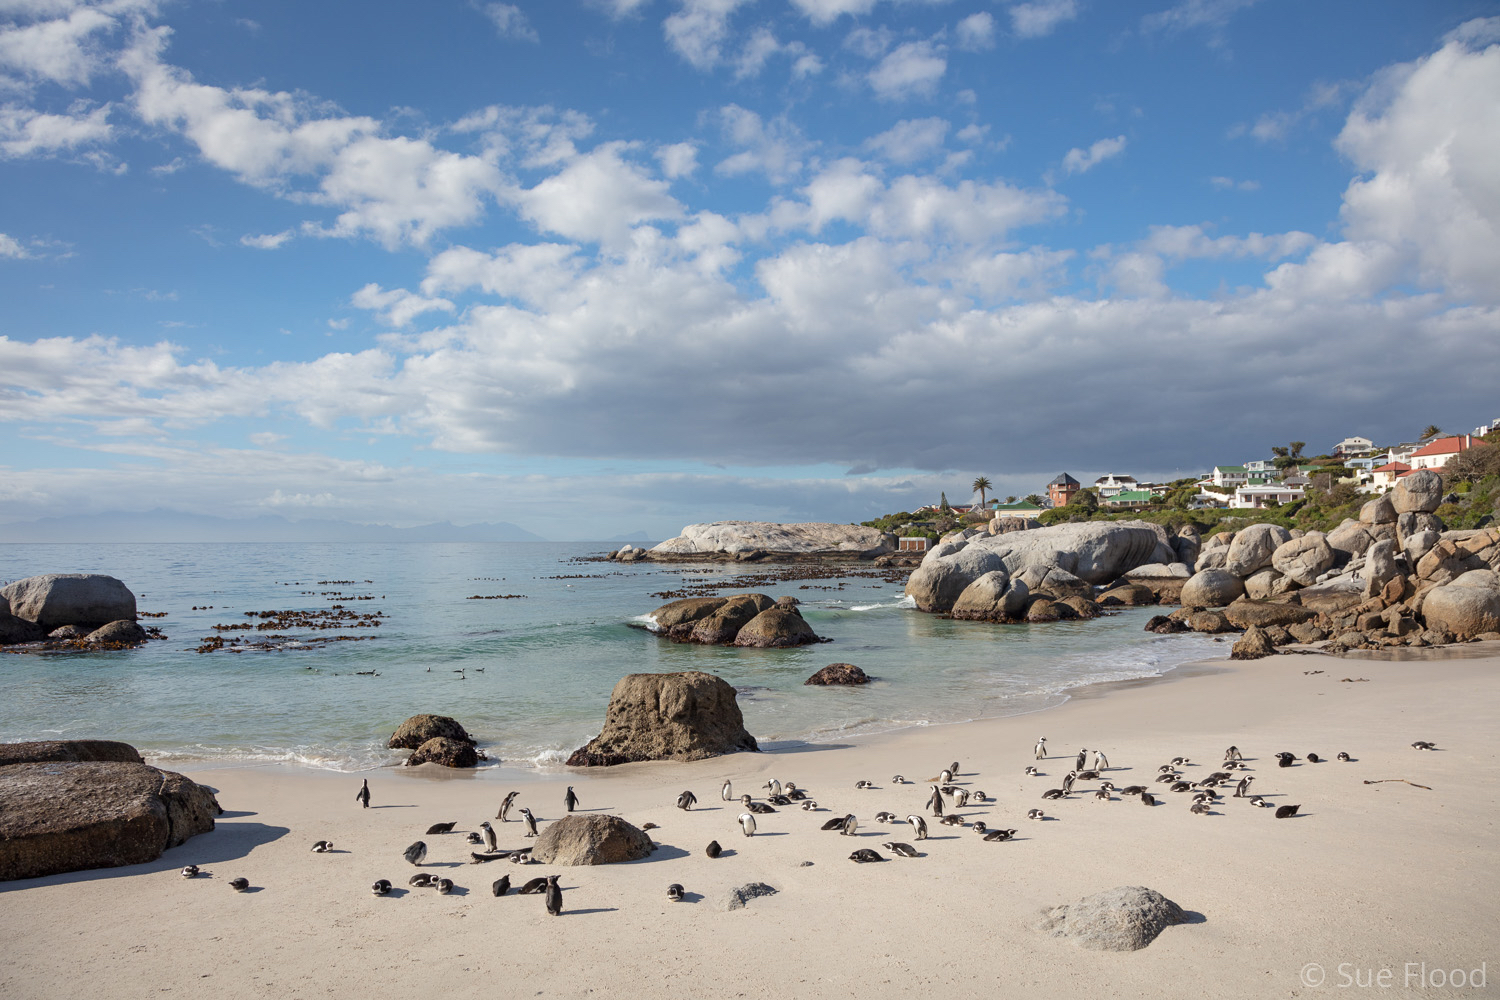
[{"x1": 0, "y1": 543, "x2": 1222, "y2": 771}]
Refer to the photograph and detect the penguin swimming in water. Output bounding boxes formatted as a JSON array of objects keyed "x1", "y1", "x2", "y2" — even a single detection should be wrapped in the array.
[
  {"x1": 426, "y1": 822, "x2": 456, "y2": 835},
  {"x1": 849, "y1": 848, "x2": 886, "y2": 863},
  {"x1": 721, "y1": 780, "x2": 733, "y2": 801},
  {"x1": 498, "y1": 791, "x2": 520, "y2": 821},
  {"x1": 737, "y1": 813, "x2": 756, "y2": 837},
  {"x1": 480, "y1": 821, "x2": 498, "y2": 852},
  {"x1": 906, "y1": 814, "x2": 928, "y2": 840},
  {"x1": 229, "y1": 878, "x2": 250, "y2": 892},
  {"x1": 404, "y1": 841, "x2": 428, "y2": 865},
  {"x1": 705, "y1": 840, "x2": 722, "y2": 858},
  {"x1": 564, "y1": 786, "x2": 580, "y2": 812},
  {"x1": 884, "y1": 842, "x2": 918, "y2": 857},
  {"x1": 356, "y1": 779, "x2": 370, "y2": 809},
  {"x1": 667, "y1": 883, "x2": 685, "y2": 901},
  {"x1": 491, "y1": 875, "x2": 510, "y2": 896},
  {"x1": 1034, "y1": 737, "x2": 1047, "y2": 760},
  {"x1": 519, "y1": 808, "x2": 538, "y2": 838},
  {"x1": 371, "y1": 879, "x2": 391, "y2": 896},
  {"x1": 678, "y1": 790, "x2": 698, "y2": 811}
]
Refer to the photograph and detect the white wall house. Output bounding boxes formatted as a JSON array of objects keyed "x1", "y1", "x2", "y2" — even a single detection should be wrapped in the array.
[
  {"x1": 1093, "y1": 474, "x2": 1138, "y2": 498},
  {"x1": 1370, "y1": 462, "x2": 1411, "y2": 491},
  {"x1": 1333, "y1": 435, "x2": 1374, "y2": 457},
  {"x1": 1210, "y1": 465, "x2": 1249, "y2": 488},
  {"x1": 1231, "y1": 484, "x2": 1305, "y2": 509},
  {"x1": 1408, "y1": 435, "x2": 1474, "y2": 471}
]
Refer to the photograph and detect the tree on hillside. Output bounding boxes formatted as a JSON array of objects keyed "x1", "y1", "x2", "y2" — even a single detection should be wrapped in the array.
[
  {"x1": 939, "y1": 492, "x2": 950, "y2": 512},
  {"x1": 1074, "y1": 490, "x2": 1099, "y2": 513},
  {"x1": 1289, "y1": 441, "x2": 1306, "y2": 459},
  {"x1": 1444, "y1": 444, "x2": 1500, "y2": 484},
  {"x1": 971, "y1": 476, "x2": 992, "y2": 508},
  {"x1": 1421, "y1": 425, "x2": 1442, "y2": 441},
  {"x1": 1024, "y1": 494, "x2": 1045, "y2": 506}
]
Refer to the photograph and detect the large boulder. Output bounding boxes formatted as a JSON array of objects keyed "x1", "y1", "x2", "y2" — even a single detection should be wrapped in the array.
[
  {"x1": 1363, "y1": 539, "x2": 1403, "y2": 599},
  {"x1": 733, "y1": 607, "x2": 820, "y2": 647},
  {"x1": 1097, "y1": 584, "x2": 1157, "y2": 606},
  {"x1": 690, "y1": 594, "x2": 776, "y2": 644},
  {"x1": 648, "y1": 597, "x2": 728, "y2": 630},
  {"x1": 1224, "y1": 524, "x2": 1292, "y2": 578},
  {"x1": 404, "y1": 737, "x2": 479, "y2": 768},
  {"x1": 950, "y1": 571, "x2": 1029, "y2": 621},
  {"x1": 905, "y1": 522, "x2": 1165, "y2": 613},
  {"x1": 530, "y1": 814, "x2": 655, "y2": 865},
  {"x1": 1297, "y1": 575, "x2": 1365, "y2": 613},
  {"x1": 650, "y1": 522, "x2": 892, "y2": 557},
  {"x1": 0, "y1": 740, "x2": 144, "y2": 767},
  {"x1": 388, "y1": 714, "x2": 474, "y2": 750},
  {"x1": 1271, "y1": 532, "x2": 1335, "y2": 587},
  {"x1": 0, "y1": 760, "x2": 220, "y2": 881},
  {"x1": 1327, "y1": 520, "x2": 1373, "y2": 558},
  {"x1": 1223, "y1": 599, "x2": 1319, "y2": 629},
  {"x1": 1034, "y1": 886, "x2": 1188, "y2": 951},
  {"x1": 1421, "y1": 571, "x2": 1500, "y2": 640},
  {"x1": 805, "y1": 663, "x2": 870, "y2": 686},
  {"x1": 1171, "y1": 526, "x2": 1201, "y2": 570},
  {"x1": 1243, "y1": 568, "x2": 1288, "y2": 601},
  {"x1": 1179, "y1": 569, "x2": 1245, "y2": 608},
  {"x1": 1391, "y1": 470, "x2": 1443, "y2": 514},
  {"x1": 84, "y1": 620, "x2": 150, "y2": 646},
  {"x1": 0, "y1": 615, "x2": 47, "y2": 646},
  {"x1": 567, "y1": 671, "x2": 758, "y2": 766},
  {"x1": 1360, "y1": 495, "x2": 1397, "y2": 525},
  {"x1": 1231, "y1": 626, "x2": 1277, "y2": 660},
  {"x1": 0, "y1": 574, "x2": 137, "y2": 630}
]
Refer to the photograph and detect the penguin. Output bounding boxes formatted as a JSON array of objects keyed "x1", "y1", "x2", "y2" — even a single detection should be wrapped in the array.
[
  {"x1": 1041, "y1": 788, "x2": 1065, "y2": 800},
  {"x1": 939, "y1": 815, "x2": 964, "y2": 827},
  {"x1": 1158, "y1": 764, "x2": 1177, "y2": 773},
  {"x1": 1171, "y1": 756, "x2": 1190, "y2": 766},
  {"x1": 952, "y1": 789, "x2": 970, "y2": 809},
  {"x1": 1169, "y1": 781, "x2": 1193, "y2": 793},
  {"x1": 1234, "y1": 776, "x2": 1254, "y2": 797},
  {"x1": 737, "y1": 813, "x2": 756, "y2": 837},
  {"x1": 741, "y1": 796, "x2": 775, "y2": 814},
  {"x1": 466, "y1": 832, "x2": 484, "y2": 845},
  {"x1": 841, "y1": 814, "x2": 859, "y2": 836},
  {"x1": 1205, "y1": 771, "x2": 1232, "y2": 783},
  {"x1": 356, "y1": 778, "x2": 370, "y2": 809},
  {"x1": 1023, "y1": 766, "x2": 1039, "y2": 776},
  {"x1": 425, "y1": 822, "x2": 456, "y2": 835},
  {"x1": 403, "y1": 841, "x2": 428, "y2": 866},
  {"x1": 1248, "y1": 795, "x2": 1268, "y2": 807},
  {"x1": 801, "y1": 800, "x2": 819, "y2": 811},
  {"x1": 928, "y1": 785, "x2": 945, "y2": 818},
  {"x1": 884, "y1": 842, "x2": 918, "y2": 858},
  {"x1": 849, "y1": 849, "x2": 886, "y2": 863},
  {"x1": 1093, "y1": 751, "x2": 1109, "y2": 771},
  {"x1": 767, "y1": 795, "x2": 792, "y2": 806},
  {"x1": 1225, "y1": 745, "x2": 1243, "y2": 760},
  {"x1": 471, "y1": 851, "x2": 506, "y2": 864},
  {"x1": 1034, "y1": 737, "x2": 1047, "y2": 760},
  {"x1": 892, "y1": 775, "x2": 907, "y2": 784},
  {"x1": 667, "y1": 883, "x2": 685, "y2": 901},
  {"x1": 936, "y1": 769, "x2": 954, "y2": 785},
  {"x1": 1140, "y1": 793, "x2": 1156, "y2": 806},
  {"x1": 906, "y1": 814, "x2": 928, "y2": 840},
  {"x1": 435, "y1": 878, "x2": 454, "y2": 895},
  {"x1": 479, "y1": 821, "x2": 498, "y2": 853},
  {"x1": 180, "y1": 865, "x2": 199, "y2": 878},
  {"x1": 519, "y1": 808, "x2": 538, "y2": 838},
  {"x1": 983, "y1": 829, "x2": 1017, "y2": 842},
  {"x1": 498, "y1": 791, "x2": 520, "y2": 821},
  {"x1": 409, "y1": 873, "x2": 434, "y2": 887},
  {"x1": 677, "y1": 790, "x2": 697, "y2": 811},
  {"x1": 786, "y1": 787, "x2": 808, "y2": 801},
  {"x1": 854, "y1": 780, "x2": 874, "y2": 790},
  {"x1": 1190, "y1": 802, "x2": 1211, "y2": 816},
  {"x1": 705, "y1": 840, "x2": 722, "y2": 858},
  {"x1": 971, "y1": 790, "x2": 988, "y2": 802},
  {"x1": 508, "y1": 850, "x2": 534, "y2": 864},
  {"x1": 371, "y1": 879, "x2": 392, "y2": 896},
  {"x1": 971, "y1": 821, "x2": 987, "y2": 834},
  {"x1": 1155, "y1": 773, "x2": 1180, "y2": 783},
  {"x1": 311, "y1": 840, "x2": 333, "y2": 853},
  {"x1": 1061, "y1": 771, "x2": 1077, "y2": 795},
  {"x1": 1411, "y1": 741, "x2": 1437, "y2": 750},
  {"x1": 721, "y1": 780, "x2": 733, "y2": 802},
  {"x1": 820, "y1": 816, "x2": 848, "y2": 831},
  {"x1": 565, "y1": 786, "x2": 580, "y2": 812},
  {"x1": 1306, "y1": 753, "x2": 1322, "y2": 764},
  {"x1": 1275, "y1": 804, "x2": 1301, "y2": 819},
  {"x1": 1076, "y1": 749, "x2": 1088, "y2": 771},
  {"x1": 1093, "y1": 788, "x2": 1111, "y2": 802},
  {"x1": 764, "y1": 779, "x2": 782, "y2": 797},
  {"x1": 1077, "y1": 769, "x2": 1101, "y2": 781},
  {"x1": 1120, "y1": 785, "x2": 1145, "y2": 796},
  {"x1": 1336, "y1": 752, "x2": 1351, "y2": 762},
  {"x1": 1027, "y1": 808, "x2": 1044, "y2": 820},
  {"x1": 229, "y1": 878, "x2": 250, "y2": 892},
  {"x1": 518, "y1": 877, "x2": 548, "y2": 894},
  {"x1": 874, "y1": 811, "x2": 896, "y2": 823},
  {"x1": 491, "y1": 875, "x2": 511, "y2": 896}
]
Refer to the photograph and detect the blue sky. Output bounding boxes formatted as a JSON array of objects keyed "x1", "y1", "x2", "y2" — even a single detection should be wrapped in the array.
[{"x1": 2, "y1": 0, "x2": 1498, "y2": 540}]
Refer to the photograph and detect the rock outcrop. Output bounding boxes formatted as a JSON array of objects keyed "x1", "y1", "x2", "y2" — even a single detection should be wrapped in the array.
[
  {"x1": 647, "y1": 522, "x2": 893, "y2": 559},
  {"x1": 1179, "y1": 569, "x2": 1245, "y2": 608},
  {"x1": 1224, "y1": 524, "x2": 1292, "y2": 578},
  {"x1": 567, "y1": 671, "x2": 758, "y2": 766},
  {"x1": 1271, "y1": 532, "x2": 1335, "y2": 586},
  {"x1": 388, "y1": 714, "x2": 474, "y2": 751},
  {"x1": 805, "y1": 663, "x2": 870, "y2": 685},
  {"x1": 404, "y1": 737, "x2": 480, "y2": 768},
  {"x1": 0, "y1": 574, "x2": 137, "y2": 631},
  {"x1": 721, "y1": 881, "x2": 778, "y2": 912},
  {"x1": 1231, "y1": 626, "x2": 1276, "y2": 659},
  {"x1": 0, "y1": 740, "x2": 144, "y2": 767},
  {"x1": 1420, "y1": 571, "x2": 1500, "y2": 640},
  {"x1": 1222, "y1": 599, "x2": 1318, "y2": 630},
  {"x1": 1391, "y1": 470, "x2": 1443, "y2": 514},
  {"x1": 530, "y1": 814, "x2": 655, "y2": 865},
  {"x1": 646, "y1": 594, "x2": 822, "y2": 647},
  {"x1": 949, "y1": 571, "x2": 1029, "y2": 621},
  {"x1": 0, "y1": 757, "x2": 220, "y2": 881},
  {"x1": 1034, "y1": 886, "x2": 1188, "y2": 951},
  {"x1": 734, "y1": 608, "x2": 820, "y2": 648}
]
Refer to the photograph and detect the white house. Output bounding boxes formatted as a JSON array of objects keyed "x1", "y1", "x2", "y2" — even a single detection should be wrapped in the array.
[
  {"x1": 1408, "y1": 435, "x2": 1474, "y2": 471},
  {"x1": 1386, "y1": 444, "x2": 1418, "y2": 465},
  {"x1": 1370, "y1": 461, "x2": 1411, "y2": 491},
  {"x1": 1473, "y1": 418, "x2": 1499, "y2": 437},
  {"x1": 1210, "y1": 465, "x2": 1249, "y2": 488},
  {"x1": 1332, "y1": 436, "x2": 1374, "y2": 457},
  {"x1": 1093, "y1": 474, "x2": 1138, "y2": 498},
  {"x1": 1245, "y1": 460, "x2": 1274, "y2": 474},
  {"x1": 1231, "y1": 484, "x2": 1304, "y2": 509}
]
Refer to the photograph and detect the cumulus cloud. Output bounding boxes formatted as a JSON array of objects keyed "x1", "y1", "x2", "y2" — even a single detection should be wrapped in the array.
[
  {"x1": 0, "y1": 101, "x2": 111, "y2": 157},
  {"x1": 655, "y1": 141, "x2": 698, "y2": 178},
  {"x1": 514, "y1": 141, "x2": 683, "y2": 246},
  {"x1": 954, "y1": 12, "x2": 995, "y2": 51},
  {"x1": 1061, "y1": 135, "x2": 1126, "y2": 174},
  {"x1": 240, "y1": 230, "x2": 293, "y2": 249},
  {"x1": 663, "y1": 0, "x2": 750, "y2": 70},
  {"x1": 350, "y1": 283, "x2": 456, "y2": 328},
  {"x1": 1008, "y1": 0, "x2": 1078, "y2": 39},
  {"x1": 714, "y1": 104, "x2": 807, "y2": 184},
  {"x1": 0, "y1": 1, "x2": 144, "y2": 89},
  {"x1": 864, "y1": 117, "x2": 948, "y2": 164},
  {"x1": 868, "y1": 40, "x2": 946, "y2": 100},
  {"x1": 475, "y1": 2, "x2": 539, "y2": 43},
  {"x1": 0, "y1": 232, "x2": 32, "y2": 258}
]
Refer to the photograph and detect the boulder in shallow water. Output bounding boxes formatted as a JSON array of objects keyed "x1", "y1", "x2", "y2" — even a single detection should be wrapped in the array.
[
  {"x1": 530, "y1": 814, "x2": 655, "y2": 865},
  {"x1": 0, "y1": 760, "x2": 220, "y2": 881},
  {"x1": 388, "y1": 714, "x2": 475, "y2": 750},
  {"x1": 0, "y1": 574, "x2": 137, "y2": 630},
  {"x1": 733, "y1": 607, "x2": 820, "y2": 647},
  {"x1": 84, "y1": 620, "x2": 149, "y2": 646},
  {"x1": 567, "y1": 671, "x2": 758, "y2": 766},
  {"x1": 805, "y1": 663, "x2": 870, "y2": 686},
  {"x1": 405, "y1": 737, "x2": 480, "y2": 768},
  {"x1": 1034, "y1": 886, "x2": 1188, "y2": 951}
]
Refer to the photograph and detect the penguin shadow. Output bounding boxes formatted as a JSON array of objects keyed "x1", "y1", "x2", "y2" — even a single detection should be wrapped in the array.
[
  {"x1": 685, "y1": 806, "x2": 724, "y2": 812},
  {"x1": 752, "y1": 831, "x2": 791, "y2": 837},
  {"x1": 319, "y1": 849, "x2": 354, "y2": 855},
  {"x1": 370, "y1": 804, "x2": 418, "y2": 809},
  {"x1": 423, "y1": 861, "x2": 467, "y2": 869},
  {"x1": 381, "y1": 888, "x2": 411, "y2": 898},
  {"x1": 445, "y1": 885, "x2": 471, "y2": 896},
  {"x1": 677, "y1": 891, "x2": 706, "y2": 903},
  {"x1": 712, "y1": 849, "x2": 738, "y2": 858},
  {"x1": 559, "y1": 907, "x2": 619, "y2": 916}
]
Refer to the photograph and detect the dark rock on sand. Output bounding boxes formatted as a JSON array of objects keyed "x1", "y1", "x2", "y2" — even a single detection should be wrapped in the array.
[
  {"x1": 0, "y1": 759, "x2": 221, "y2": 881},
  {"x1": 567, "y1": 671, "x2": 758, "y2": 766},
  {"x1": 0, "y1": 740, "x2": 145, "y2": 767},
  {"x1": 720, "y1": 882, "x2": 778, "y2": 912},
  {"x1": 1035, "y1": 885, "x2": 1188, "y2": 951},
  {"x1": 805, "y1": 663, "x2": 870, "y2": 686},
  {"x1": 405, "y1": 737, "x2": 480, "y2": 768},
  {"x1": 530, "y1": 814, "x2": 655, "y2": 865},
  {"x1": 1186, "y1": 610, "x2": 1238, "y2": 634},
  {"x1": 1144, "y1": 614, "x2": 1190, "y2": 634},
  {"x1": 1231, "y1": 626, "x2": 1277, "y2": 659},
  {"x1": 388, "y1": 714, "x2": 475, "y2": 750}
]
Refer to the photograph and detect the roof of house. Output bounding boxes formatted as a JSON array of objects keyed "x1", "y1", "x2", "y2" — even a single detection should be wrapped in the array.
[
  {"x1": 1214, "y1": 465, "x2": 1247, "y2": 474},
  {"x1": 1106, "y1": 490, "x2": 1153, "y2": 504},
  {"x1": 992, "y1": 500, "x2": 1043, "y2": 512},
  {"x1": 1048, "y1": 473, "x2": 1080, "y2": 487},
  {"x1": 1411, "y1": 436, "x2": 1470, "y2": 458},
  {"x1": 1094, "y1": 474, "x2": 1137, "y2": 484},
  {"x1": 1373, "y1": 461, "x2": 1411, "y2": 473}
]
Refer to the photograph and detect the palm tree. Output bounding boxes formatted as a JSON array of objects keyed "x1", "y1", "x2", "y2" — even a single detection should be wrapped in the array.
[
  {"x1": 1024, "y1": 494, "x2": 1045, "y2": 506},
  {"x1": 1421, "y1": 425, "x2": 1442, "y2": 441},
  {"x1": 1289, "y1": 441, "x2": 1306, "y2": 459},
  {"x1": 971, "y1": 476, "x2": 992, "y2": 509}
]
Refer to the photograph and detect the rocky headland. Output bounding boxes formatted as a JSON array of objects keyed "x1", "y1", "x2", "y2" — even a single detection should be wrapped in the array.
[{"x1": 609, "y1": 521, "x2": 902, "y2": 564}]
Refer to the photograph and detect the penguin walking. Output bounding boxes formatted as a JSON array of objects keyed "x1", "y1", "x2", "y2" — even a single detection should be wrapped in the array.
[
  {"x1": 1093, "y1": 751, "x2": 1109, "y2": 771},
  {"x1": 519, "y1": 807, "x2": 538, "y2": 838},
  {"x1": 565, "y1": 786, "x2": 580, "y2": 812},
  {"x1": 907, "y1": 814, "x2": 928, "y2": 841},
  {"x1": 544, "y1": 874, "x2": 562, "y2": 916},
  {"x1": 1225, "y1": 745, "x2": 1243, "y2": 761},
  {"x1": 356, "y1": 779, "x2": 370, "y2": 809},
  {"x1": 928, "y1": 785, "x2": 944, "y2": 818},
  {"x1": 1034, "y1": 737, "x2": 1047, "y2": 760},
  {"x1": 498, "y1": 791, "x2": 520, "y2": 822},
  {"x1": 721, "y1": 780, "x2": 733, "y2": 802},
  {"x1": 678, "y1": 790, "x2": 697, "y2": 811},
  {"x1": 480, "y1": 821, "x2": 498, "y2": 852},
  {"x1": 403, "y1": 841, "x2": 428, "y2": 866},
  {"x1": 737, "y1": 813, "x2": 757, "y2": 837},
  {"x1": 1076, "y1": 748, "x2": 1088, "y2": 771},
  {"x1": 1234, "y1": 776, "x2": 1254, "y2": 798}
]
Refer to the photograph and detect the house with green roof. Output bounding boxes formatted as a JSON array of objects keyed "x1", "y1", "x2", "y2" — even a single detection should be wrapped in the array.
[
  {"x1": 1102, "y1": 489, "x2": 1154, "y2": 509},
  {"x1": 991, "y1": 500, "x2": 1045, "y2": 519}
]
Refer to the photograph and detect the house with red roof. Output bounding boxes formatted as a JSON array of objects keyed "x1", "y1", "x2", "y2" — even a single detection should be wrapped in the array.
[
  {"x1": 1370, "y1": 461, "x2": 1412, "y2": 491},
  {"x1": 1408, "y1": 435, "x2": 1475, "y2": 471}
]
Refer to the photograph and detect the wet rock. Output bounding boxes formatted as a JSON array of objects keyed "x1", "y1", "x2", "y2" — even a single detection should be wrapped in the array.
[
  {"x1": 805, "y1": 663, "x2": 870, "y2": 686},
  {"x1": 1186, "y1": 610, "x2": 1237, "y2": 634},
  {"x1": 950, "y1": 571, "x2": 1028, "y2": 621},
  {"x1": 47, "y1": 625, "x2": 89, "y2": 640},
  {"x1": 84, "y1": 620, "x2": 149, "y2": 646},
  {"x1": 690, "y1": 594, "x2": 776, "y2": 644},
  {"x1": 0, "y1": 574, "x2": 137, "y2": 631},
  {"x1": 530, "y1": 814, "x2": 655, "y2": 865},
  {"x1": 1231, "y1": 626, "x2": 1277, "y2": 659},
  {"x1": 1286, "y1": 622, "x2": 1328, "y2": 644},
  {"x1": 733, "y1": 607, "x2": 820, "y2": 648},
  {"x1": 405, "y1": 737, "x2": 480, "y2": 768},
  {"x1": 388, "y1": 714, "x2": 474, "y2": 750},
  {"x1": 568, "y1": 671, "x2": 758, "y2": 766},
  {"x1": 1144, "y1": 614, "x2": 1189, "y2": 635},
  {"x1": 1034, "y1": 886, "x2": 1188, "y2": 951},
  {"x1": 1059, "y1": 596, "x2": 1103, "y2": 619}
]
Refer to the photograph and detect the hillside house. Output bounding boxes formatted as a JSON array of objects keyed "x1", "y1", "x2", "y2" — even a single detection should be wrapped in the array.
[
  {"x1": 1102, "y1": 489, "x2": 1153, "y2": 509},
  {"x1": 1231, "y1": 484, "x2": 1305, "y2": 509},
  {"x1": 1209, "y1": 465, "x2": 1249, "y2": 488},
  {"x1": 1333, "y1": 435, "x2": 1374, "y2": 457},
  {"x1": 1094, "y1": 474, "x2": 1139, "y2": 498},
  {"x1": 1047, "y1": 473, "x2": 1081, "y2": 508},
  {"x1": 992, "y1": 500, "x2": 1045, "y2": 519},
  {"x1": 1370, "y1": 461, "x2": 1411, "y2": 490},
  {"x1": 1409, "y1": 435, "x2": 1475, "y2": 471}
]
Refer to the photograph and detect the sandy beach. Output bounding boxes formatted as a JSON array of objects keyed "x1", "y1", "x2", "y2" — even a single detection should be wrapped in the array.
[{"x1": 3, "y1": 645, "x2": 1497, "y2": 1000}]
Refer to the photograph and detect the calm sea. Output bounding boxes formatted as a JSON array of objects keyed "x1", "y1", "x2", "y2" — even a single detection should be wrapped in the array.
[{"x1": 0, "y1": 542, "x2": 1222, "y2": 771}]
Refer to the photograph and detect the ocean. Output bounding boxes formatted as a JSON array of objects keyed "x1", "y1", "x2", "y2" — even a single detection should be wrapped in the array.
[{"x1": 0, "y1": 542, "x2": 1223, "y2": 772}]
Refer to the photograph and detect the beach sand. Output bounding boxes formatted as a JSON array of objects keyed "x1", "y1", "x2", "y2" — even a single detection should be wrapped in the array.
[{"x1": 3, "y1": 645, "x2": 1497, "y2": 999}]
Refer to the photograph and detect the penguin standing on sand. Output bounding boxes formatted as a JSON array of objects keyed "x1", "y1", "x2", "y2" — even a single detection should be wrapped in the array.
[
  {"x1": 738, "y1": 813, "x2": 757, "y2": 837},
  {"x1": 678, "y1": 790, "x2": 698, "y2": 811},
  {"x1": 907, "y1": 814, "x2": 928, "y2": 841},
  {"x1": 519, "y1": 807, "x2": 539, "y2": 838},
  {"x1": 721, "y1": 780, "x2": 733, "y2": 802},
  {"x1": 545, "y1": 875, "x2": 563, "y2": 916},
  {"x1": 1234, "y1": 776, "x2": 1254, "y2": 798},
  {"x1": 480, "y1": 821, "x2": 498, "y2": 852},
  {"x1": 1093, "y1": 751, "x2": 1109, "y2": 771},
  {"x1": 1076, "y1": 748, "x2": 1088, "y2": 771},
  {"x1": 928, "y1": 785, "x2": 944, "y2": 818},
  {"x1": 498, "y1": 791, "x2": 520, "y2": 821},
  {"x1": 404, "y1": 841, "x2": 428, "y2": 865},
  {"x1": 1034, "y1": 737, "x2": 1047, "y2": 760},
  {"x1": 491, "y1": 875, "x2": 511, "y2": 896},
  {"x1": 564, "y1": 786, "x2": 580, "y2": 813},
  {"x1": 356, "y1": 779, "x2": 370, "y2": 809}
]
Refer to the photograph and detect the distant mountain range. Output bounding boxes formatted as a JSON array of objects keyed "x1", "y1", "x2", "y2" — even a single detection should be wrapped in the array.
[{"x1": 0, "y1": 509, "x2": 548, "y2": 543}]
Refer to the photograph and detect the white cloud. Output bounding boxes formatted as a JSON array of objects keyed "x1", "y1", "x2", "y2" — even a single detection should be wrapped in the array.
[
  {"x1": 868, "y1": 40, "x2": 946, "y2": 100},
  {"x1": 0, "y1": 232, "x2": 32, "y2": 258},
  {"x1": 655, "y1": 140, "x2": 698, "y2": 178},
  {"x1": 1231, "y1": 80, "x2": 1350, "y2": 143},
  {"x1": 1008, "y1": 0, "x2": 1078, "y2": 39},
  {"x1": 248, "y1": 431, "x2": 284, "y2": 447},
  {"x1": 476, "y1": 2, "x2": 539, "y2": 43},
  {"x1": 843, "y1": 26, "x2": 892, "y2": 60},
  {"x1": 422, "y1": 243, "x2": 584, "y2": 309},
  {"x1": 1142, "y1": 0, "x2": 1257, "y2": 45},
  {"x1": 0, "y1": 101, "x2": 111, "y2": 157},
  {"x1": 1209, "y1": 175, "x2": 1259, "y2": 191},
  {"x1": 259, "y1": 489, "x2": 340, "y2": 507},
  {"x1": 714, "y1": 104, "x2": 807, "y2": 184},
  {"x1": 350, "y1": 283, "x2": 456, "y2": 328},
  {"x1": 0, "y1": 2, "x2": 131, "y2": 89},
  {"x1": 240, "y1": 230, "x2": 294, "y2": 250},
  {"x1": 1061, "y1": 134, "x2": 1126, "y2": 174},
  {"x1": 731, "y1": 26, "x2": 818, "y2": 80},
  {"x1": 663, "y1": 0, "x2": 750, "y2": 70},
  {"x1": 514, "y1": 141, "x2": 683, "y2": 245},
  {"x1": 864, "y1": 117, "x2": 949, "y2": 164},
  {"x1": 955, "y1": 11, "x2": 995, "y2": 51},
  {"x1": 1138, "y1": 223, "x2": 1315, "y2": 261},
  {"x1": 787, "y1": 0, "x2": 954, "y2": 28}
]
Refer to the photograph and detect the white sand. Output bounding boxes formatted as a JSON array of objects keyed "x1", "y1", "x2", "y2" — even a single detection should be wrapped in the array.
[{"x1": 3, "y1": 647, "x2": 1498, "y2": 999}]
